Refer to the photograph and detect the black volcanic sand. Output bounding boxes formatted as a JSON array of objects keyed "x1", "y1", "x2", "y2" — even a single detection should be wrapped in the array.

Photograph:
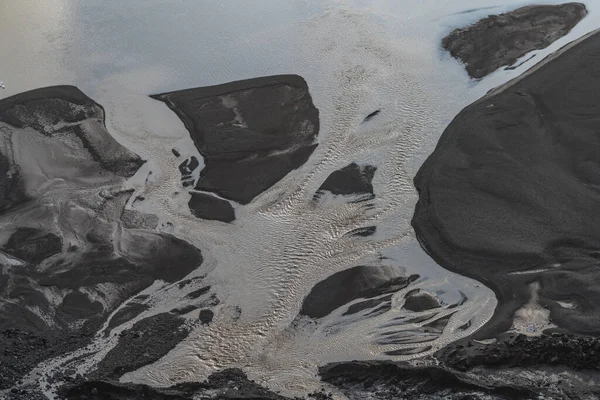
[
  {"x1": 320, "y1": 361, "x2": 534, "y2": 400},
  {"x1": 93, "y1": 313, "x2": 189, "y2": 380},
  {"x1": 316, "y1": 163, "x2": 376, "y2": 199},
  {"x1": 414, "y1": 30, "x2": 600, "y2": 337},
  {"x1": 0, "y1": 86, "x2": 143, "y2": 177},
  {"x1": 0, "y1": 86, "x2": 204, "y2": 390},
  {"x1": 188, "y1": 192, "x2": 235, "y2": 222},
  {"x1": 52, "y1": 337, "x2": 600, "y2": 400},
  {"x1": 152, "y1": 75, "x2": 319, "y2": 205},
  {"x1": 59, "y1": 369, "x2": 294, "y2": 400},
  {"x1": 300, "y1": 265, "x2": 418, "y2": 319},
  {"x1": 442, "y1": 3, "x2": 586, "y2": 78},
  {"x1": 175, "y1": 154, "x2": 236, "y2": 222},
  {"x1": 438, "y1": 332, "x2": 600, "y2": 372},
  {"x1": 403, "y1": 289, "x2": 440, "y2": 312}
]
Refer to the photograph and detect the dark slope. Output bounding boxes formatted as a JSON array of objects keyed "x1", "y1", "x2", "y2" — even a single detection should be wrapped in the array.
[
  {"x1": 152, "y1": 75, "x2": 319, "y2": 206},
  {"x1": 443, "y1": 3, "x2": 586, "y2": 78},
  {"x1": 414, "y1": 30, "x2": 600, "y2": 337},
  {"x1": 317, "y1": 163, "x2": 376, "y2": 197},
  {"x1": 300, "y1": 265, "x2": 418, "y2": 319},
  {"x1": 0, "y1": 86, "x2": 204, "y2": 390},
  {"x1": 0, "y1": 85, "x2": 143, "y2": 176},
  {"x1": 320, "y1": 361, "x2": 534, "y2": 400},
  {"x1": 188, "y1": 193, "x2": 235, "y2": 222},
  {"x1": 59, "y1": 369, "x2": 293, "y2": 400}
]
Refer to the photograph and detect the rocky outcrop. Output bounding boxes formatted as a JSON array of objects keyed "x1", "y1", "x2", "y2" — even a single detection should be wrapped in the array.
[{"x1": 442, "y1": 3, "x2": 586, "y2": 78}]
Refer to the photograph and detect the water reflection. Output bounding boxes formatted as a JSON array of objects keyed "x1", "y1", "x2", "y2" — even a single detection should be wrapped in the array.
[{"x1": 2, "y1": 0, "x2": 600, "y2": 397}]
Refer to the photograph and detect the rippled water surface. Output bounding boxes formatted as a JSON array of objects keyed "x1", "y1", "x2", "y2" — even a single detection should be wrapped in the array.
[{"x1": 2, "y1": 0, "x2": 599, "y2": 397}]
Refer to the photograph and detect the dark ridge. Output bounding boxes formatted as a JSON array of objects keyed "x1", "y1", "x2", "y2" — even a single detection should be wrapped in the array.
[
  {"x1": 172, "y1": 148, "x2": 181, "y2": 157},
  {"x1": 173, "y1": 305, "x2": 197, "y2": 315},
  {"x1": 300, "y1": 265, "x2": 417, "y2": 319},
  {"x1": 178, "y1": 156, "x2": 199, "y2": 176},
  {"x1": 92, "y1": 313, "x2": 188, "y2": 380},
  {"x1": 343, "y1": 295, "x2": 393, "y2": 316},
  {"x1": 320, "y1": 361, "x2": 534, "y2": 399},
  {"x1": 414, "y1": 30, "x2": 600, "y2": 336},
  {"x1": 60, "y1": 369, "x2": 292, "y2": 400},
  {"x1": 442, "y1": 3, "x2": 586, "y2": 78},
  {"x1": 151, "y1": 75, "x2": 319, "y2": 205},
  {"x1": 185, "y1": 286, "x2": 211, "y2": 300},
  {"x1": 59, "y1": 290, "x2": 104, "y2": 319},
  {"x1": 437, "y1": 333, "x2": 600, "y2": 373},
  {"x1": 3, "y1": 228, "x2": 62, "y2": 264},
  {"x1": 105, "y1": 302, "x2": 150, "y2": 334},
  {"x1": 363, "y1": 109, "x2": 381, "y2": 122},
  {"x1": 0, "y1": 85, "x2": 144, "y2": 176},
  {"x1": 384, "y1": 346, "x2": 432, "y2": 356},
  {"x1": 0, "y1": 85, "x2": 205, "y2": 391},
  {"x1": 177, "y1": 277, "x2": 203, "y2": 289},
  {"x1": 316, "y1": 163, "x2": 376, "y2": 198},
  {"x1": 0, "y1": 153, "x2": 27, "y2": 212},
  {"x1": 0, "y1": 328, "x2": 92, "y2": 391},
  {"x1": 199, "y1": 309, "x2": 214, "y2": 325},
  {"x1": 348, "y1": 226, "x2": 376, "y2": 237},
  {"x1": 188, "y1": 192, "x2": 235, "y2": 223},
  {"x1": 403, "y1": 289, "x2": 440, "y2": 312}
]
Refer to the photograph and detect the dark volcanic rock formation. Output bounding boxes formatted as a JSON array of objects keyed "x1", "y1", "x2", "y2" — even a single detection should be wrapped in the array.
[
  {"x1": 0, "y1": 85, "x2": 144, "y2": 176},
  {"x1": 320, "y1": 361, "x2": 534, "y2": 400},
  {"x1": 316, "y1": 163, "x2": 376, "y2": 199},
  {"x1": 438, "y1": 333, "x2": 600, "y2": 372},
  {"x1": 4, "y1": 228, "x2": 62, "y2": 264},
  {"x1": 403, "y1": 289, "x2": 440, "y2": 312},
  {"x1": 60, "y1": 369, "x2": 292, "y2": 400},
  {"x1": 152, "y1": 75, "x2": 319, "y2": 205},
  {"x1": 0, "y1": 86, "x2": 204, "y2": 391},
  {"x1": 179, "y1": 156, "x2": 199, "y2": 188},
  {"x1": 414, "y1": 31, "x2": 600, "y2": 336},
  {"x1": 300, "y1": 265, "x2": 418, "y2": 319},
  {"x1": 93, "y1": 313, "x2": 189, "y2": 380},
  {"x1": 442, "y1": 3, "x2": 586, "y2": 78},
  {"x1": 188, "y1": 192, "x2": 235, "y2": 222}
]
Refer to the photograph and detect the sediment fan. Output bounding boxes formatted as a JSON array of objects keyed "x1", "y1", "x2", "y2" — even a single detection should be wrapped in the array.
[{"x1": 2, "y1": 2, "x2": 600, "y2": 400}]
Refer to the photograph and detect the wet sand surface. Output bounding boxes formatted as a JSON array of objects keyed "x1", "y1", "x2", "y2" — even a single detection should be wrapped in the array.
[{"x1": 442, "y1": 3, "x2": 587, "y2": 78}]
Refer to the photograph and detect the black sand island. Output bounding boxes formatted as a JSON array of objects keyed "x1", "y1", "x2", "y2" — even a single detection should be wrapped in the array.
[
  {"x1": 315, "y1": 162, "x2": 377, "y2": 200},
  {"x1": 415, "y1": 27, "x2": 600, "y2": 338},
  {"x1": 152, "y1": 75, "x2": 320, "y2": 222},
  {"x1": 443, "y1": 3, "x2": 586, "y2": 78}
]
